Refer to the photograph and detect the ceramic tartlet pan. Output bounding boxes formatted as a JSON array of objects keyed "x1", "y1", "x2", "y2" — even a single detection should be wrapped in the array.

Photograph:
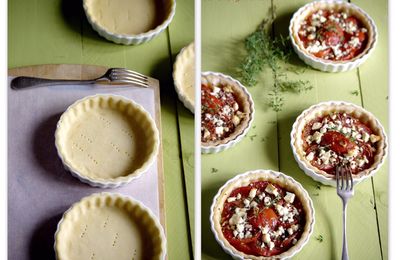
[
  {"x1": 290, "y1": 101, "x2": 387, "y2": 186},
  {"x1": 54, "y1": 192, "x2": 166, "y2": 260},
  {"x1": 210, "y1": 169, "x2": 315, "y2": 260},
  {"x1": 83, "y1": 0, "x2": 176, "y2": 45},
  {"x1": 201, "y1": 71, "x2": 254, "y2": 154},
  {"x1": 289, "y1": 0, "x2": 378, "y2": 72},
  {"x1": 55, "y1": 94, "x2": 159, "y2": 188},
  {"x1": 173, "y1": 42, "x2": 195, "y2": 113}
]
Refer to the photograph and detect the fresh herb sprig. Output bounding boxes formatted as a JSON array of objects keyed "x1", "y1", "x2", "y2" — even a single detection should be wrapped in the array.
[{"x1": 238, "y1": 14, "x2": 313, "y2": 112}]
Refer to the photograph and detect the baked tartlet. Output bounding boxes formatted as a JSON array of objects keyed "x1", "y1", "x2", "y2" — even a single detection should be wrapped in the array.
[
  {"x1": 291, "y1": 101, "x2": 387, "y2": 186},
  {"x1": 289, "y1": 1, "x2": 377, "y2": 72},
  {"x1": 83, "y1": 0, "x2": 176, "y2": 45},
  {"x1": 55, "y1": 94, "x2": 159, "y2": 188},
  {"x1": 54, "y1": 193, "x2": 166, "y2": 260},
  {"x1": 173, "y1": 42, "x2": 195, "y2": 113},
  {"x1": 210, "y1": 170, "x2": 314, "y2": 259},
  {"x1": 201, "y1": 72, "x2": 254, "y2": 154}
]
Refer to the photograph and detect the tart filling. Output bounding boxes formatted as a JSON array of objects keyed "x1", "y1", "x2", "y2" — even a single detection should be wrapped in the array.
[
  {"x1": 298, "y1": 9, "x2": 368, "y2": 61},
  {"x1": 201, "y1": 73, "x2": 254, "y2": 152},
  {"x1": 211, "y1": 170, "x2": 314, "y2": 259},
  {"x1": 221, "y1": 181, "x2": 305, "y2": 257},
  {"x1": 302, "y1": 112, "x2": 380, "y2": 175},
  {"x1": 201, "y1": 82, "x2": 245, "y2": 143},
  {"x1": 54, "y1": 193, "x2": 166, "y2": 260}
]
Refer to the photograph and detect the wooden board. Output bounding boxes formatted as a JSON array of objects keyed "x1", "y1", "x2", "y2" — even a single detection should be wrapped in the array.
[{"x1": 8, "y1": 63, "x2": 167, "y2": 257}]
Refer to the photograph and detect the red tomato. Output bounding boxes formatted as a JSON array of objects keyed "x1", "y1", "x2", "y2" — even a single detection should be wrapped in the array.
[
  {"x1": 223, "y1": 229, "x2": 260, "y2": 255},
  {"x1": 314, "y1": 48, "x2": 331, "y2": 59},
  {"x1": 229, "y1": 186, "x2": 252, "y2": 199},
  {"x1": 249, "y1": 208, "x2": 279, "y2": 229},
  {"x1": 356, "y1": 31, "x2": 366, "y2": 43},
  {"x1": 345, "y1": 17, "x2": 359, "y2": 28},
  {"x1": 319, "y1": 21, "x2": 344, "y2": 47},
  {"x1": 320, "y1": 131, "x2": 355, "y2": 155}
]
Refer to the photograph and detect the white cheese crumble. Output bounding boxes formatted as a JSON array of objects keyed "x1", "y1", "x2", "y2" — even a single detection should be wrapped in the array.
[
  {"x1": 284, "y1": 192, "x2": 296, "y2": 204},
  {"x1": 227, "y1": 197, "x2": 236, "y2": 203},
  {"x1": 265, "y1": 184, "x2": 279, "y2": 197},
  {"x1": 248, "y1": 188, "x2": 257, "y2": 199},
  {"x1": 306, "y1": 152, "x2": 315, "y2": 161}
]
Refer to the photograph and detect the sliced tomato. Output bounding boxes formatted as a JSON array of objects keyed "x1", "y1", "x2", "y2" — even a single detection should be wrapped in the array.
[
  {"x1": 248, "y1": 208, "x2": 278, "y2": 229},
  {"x1": 313, "y1": 48, "x2": 331, "y2": 59},
  {"x1": 230, "y1": 186, "x2": 252, "y2": 199},
  {"x1": 320, "y1": 131, "x2": 355, "y2": 155},
  {"x1": 223, "y1": 229, "x2": 261, "y2": 255},
  {"x1": 345, "y1": 17, "x2": 359, "y2": 28},
  {"x1": 356, "y1": 31, "x2": 366, "y2": 43},
  {"x1": 319, "y1": 21, "x2": 344, "y2": 46}
]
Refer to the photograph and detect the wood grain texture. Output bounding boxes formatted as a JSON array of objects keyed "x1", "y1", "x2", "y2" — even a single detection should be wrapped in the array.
[
  {"x1": 201, "y1": 0, "x2": 388, "y2": 259},
  {"x1": 8, "y1": 62, "x2": 167, "y2": 232}
]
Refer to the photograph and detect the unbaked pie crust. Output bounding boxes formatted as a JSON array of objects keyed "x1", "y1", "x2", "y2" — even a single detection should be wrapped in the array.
[
  {"x1": 173, "y1": 42, "x2": 195, "y2": 113},
  {"x1": 55, "y1": 94, "x2": 159, "y2": 188},
  {"x1": 54, "y1": 193, "x2": 166, "y2": 260},
  {"x1": 210, "y1": 169, "x2": 315, "y2": 259}
]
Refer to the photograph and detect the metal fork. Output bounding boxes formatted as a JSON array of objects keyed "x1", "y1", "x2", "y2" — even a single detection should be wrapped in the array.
[
  {"x1": 11, "y1": 68, "x2": 149, "y2": 89},
  {"x1": 336, "y1": 164, "x2": 354, "y2": 260}
]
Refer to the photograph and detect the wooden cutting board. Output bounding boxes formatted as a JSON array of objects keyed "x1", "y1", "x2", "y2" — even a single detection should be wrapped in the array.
[{"x1": 8, "y1": 64, "x2": 167, "y2": 257}]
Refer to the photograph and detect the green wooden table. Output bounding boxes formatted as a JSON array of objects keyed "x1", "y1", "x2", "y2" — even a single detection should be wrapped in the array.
[
  {"x1": 8, "y1": 0, "x2": 194, "y2": 259},
  {"x1": 201, "y1": 0, "x2": 388, "y2": 259}
]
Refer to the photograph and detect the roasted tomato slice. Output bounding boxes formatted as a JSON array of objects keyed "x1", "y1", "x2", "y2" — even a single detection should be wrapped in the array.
[
  {"x1": 248, "y1": 208, "x2": 279, "y2": 229},
  {"x1": 314, "y1": 48, "x2": 331, "y2": 59},
  {"x1": 230, "y1": 186, "x2": 252, "y2": 199},
  {"x1": 318, "y1": 21, "x2": 344, "y2": 47},
  {"x1": 223, "y1": 229, "x2": 261, "y2": 255},
  {"x1": 320, "y1": 131, "x2": 355, "y2": 155}
]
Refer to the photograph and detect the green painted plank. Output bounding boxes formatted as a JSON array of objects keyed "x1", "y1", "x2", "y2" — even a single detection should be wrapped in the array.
[
  {"x1": 201, "y1": 1, "x2": 281, "y2": 259},
  {"x1": 80, "y1": 6, "x2": 192, "y2": 260},
  {"x1": 350, "y1": 0, "x2": 389, "y2": 259},
  {"x1": 168, "y1": 0, "x2": 195, "y2": 253},
  {"x1": 8, "y1": 0, "x2": 83, "y2": 67},
  {"x1": 274, "y1": 1, "x2": 383, "y2": 259},
  {"x1": 202, "y1": 0, "x2": 386, "y2": 259}
]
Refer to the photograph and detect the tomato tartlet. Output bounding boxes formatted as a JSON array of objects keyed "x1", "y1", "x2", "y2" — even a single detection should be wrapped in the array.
[
  {"x1": 290, "y1": 1, "x2": 377, "y2": 72},
  {"x1": 291, "y1": 101, "x2": 387, "y2": 186},
  {"x1": 201, "y1": 72, "x2": 254, "y2": 154},
  {"x1": 211, "y1": 170, "x2": 314, "y2": 259}
]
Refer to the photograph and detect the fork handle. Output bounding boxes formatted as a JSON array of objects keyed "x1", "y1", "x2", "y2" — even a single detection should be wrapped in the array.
[
  {"x1": 342, "y1": 202, "x2": 349, "y2": 260},
  {"x1": 11, "y1": 76, "x2": 96, "y2": 89}
]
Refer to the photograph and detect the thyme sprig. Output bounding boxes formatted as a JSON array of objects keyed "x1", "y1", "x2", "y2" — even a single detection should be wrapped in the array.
[{"x1": 238, "y1": 15, "x2": 313, "y2": 112}]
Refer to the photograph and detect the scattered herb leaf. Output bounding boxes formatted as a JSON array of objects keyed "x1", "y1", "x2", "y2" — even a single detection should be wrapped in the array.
[
  {"x1": 350, "y1": 90, "x2": 359, "y2": 96},
  {"x1": 211, "y1": 168, "x2": 218, "y2": 173},
  {"x1": 316, "y1": 184, "x2": 321, "y2": 190},
  {"x1": 316, "y1": 235, "x2": 324, "y2": 242},
  {"x1": 238, "y1": 10, "x2": 313, "y2": 112},
  {"x1": 249, "y1": 134, "x2": 257, "y2": 141}
]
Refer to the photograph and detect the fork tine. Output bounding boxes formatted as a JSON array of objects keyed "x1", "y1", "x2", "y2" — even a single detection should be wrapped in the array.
[
  {"x1": 347, "y1": 165, "x2": 354, "y2": 190},
  {"x1": 112, "y1": 68, "x2": 148, "y2": 80},
  {"x1": 111, "y1": 78, "x2": 149, "y2": 88},
  {"x1": 113, "y1": 74, "x2": 149, "y2": 83},
  {"x1": 336, "y1": 166, "x2": 340, "y2": 188}
]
